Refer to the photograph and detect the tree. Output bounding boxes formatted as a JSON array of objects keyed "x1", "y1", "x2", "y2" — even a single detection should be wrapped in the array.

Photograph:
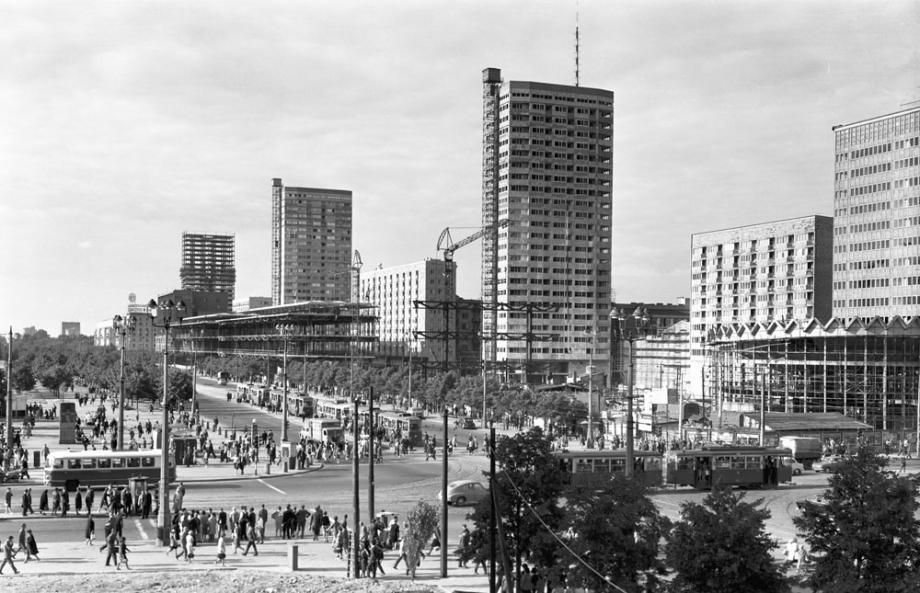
[
  {"x1": 11, "y1": 364, "x2": 35, "y2": 392},
  {"x1": 666, "y1": 488, "x2": 788, "y2": 593},
  {"x1": 168, "y1": 371, "x2": 194, "y2": 408},
  {"x1": 469, "y1": 427, "x2": 566, "y2": 586},
  {"x1": 793, "y1": 448, "x2": 920, "y2": 592},
  {"x1": 563, "y1": 474, "x2": 670, "y2": 592},
  {"x1": 404, "y1": 500, "x2": 440, "y2": 579}
]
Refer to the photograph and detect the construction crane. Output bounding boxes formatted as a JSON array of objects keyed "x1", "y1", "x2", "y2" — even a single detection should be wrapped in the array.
[
  {"x1": 436, "y1": 219, "x2": 509, "y2": 262},
  {"x1": 350, "y1": 249, "x2": 363, "y2": 302}
]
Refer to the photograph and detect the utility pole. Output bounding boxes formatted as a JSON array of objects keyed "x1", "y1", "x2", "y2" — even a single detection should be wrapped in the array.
[
  {"x1": 5, "y1": 328, "x2": 12, "y2": 458},
  {"x1": 352, "y1": 395, "x2": 360, "y2": 578},
  {"x1": 489, "y1": 422, "x2": 497, "y2": 593},
  {"x1": 441, "y1": 407, "x2": 448, "y2": 578},
  {"x1": 368, "y1": 386, "x2": 375, "y2": 524}
]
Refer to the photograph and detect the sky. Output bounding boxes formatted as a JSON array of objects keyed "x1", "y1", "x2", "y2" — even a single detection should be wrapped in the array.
[{"x1": 1, "y1": 0, "x2": 919, "y2": 335}]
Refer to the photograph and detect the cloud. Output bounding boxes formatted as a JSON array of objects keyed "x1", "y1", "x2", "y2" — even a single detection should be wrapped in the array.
[{"x1": 78, "y1": 241, "x2": 92, "y2": 249}]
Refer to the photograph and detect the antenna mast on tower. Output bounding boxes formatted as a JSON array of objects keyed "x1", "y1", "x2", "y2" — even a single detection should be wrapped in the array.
[{"x1": 574, "y1": 2, "x2": 580, "y2": 86}]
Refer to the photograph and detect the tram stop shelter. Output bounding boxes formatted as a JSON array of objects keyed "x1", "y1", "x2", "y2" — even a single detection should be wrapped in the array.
[{"x1": 739, "y1": 412, "x2": 872, "y2": 442}]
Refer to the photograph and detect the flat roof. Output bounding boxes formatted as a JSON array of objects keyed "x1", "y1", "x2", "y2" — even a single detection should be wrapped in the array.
[
  {"x1": 832, "y1": 104, "x2": 920, "y2": 132},
  {"x1": 746, "y1": 412, "x2": 872, "y2": 432},
  {"x1": 692, "y1": 214, "x2": 832, "y2": 239}
]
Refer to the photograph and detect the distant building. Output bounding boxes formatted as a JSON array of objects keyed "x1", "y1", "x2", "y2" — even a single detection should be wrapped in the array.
[
  {"x1": 689, "y1": 215, "x2": 834, "y2": 395},
  {"x1": 232, "y1": 296, "x2": 273, "y2": 313},
  {"x1": 93, "y1": 321, "x2": 116, "y2": 347},
  {"x1": 154, "y1": 289, "x2": 229, "y2": 351},
  {"x1": 832, "y1": 105, "x2": 920, "y2": 322},
  {"x1": 481, "y1": 68, "x2": 613, "y2": 382},
  {"x1": 180, "y1": 232, "x2": 236, "y2": 305},
  {"x1": 60, "y1": 322, "x2": 81, "y2": 337},
  {"x1": 94, "y1": 294, "x2": 157, "y2": 351},
  {"x1": 610, "y1": 301, "x2": 690, "y2": 391},
  {"x1": 271, "y1": 178, "x2": 353, "y2": 305},
  {"x1": 22, "y1": 327, "x2": 37, "y2": 337},
  {"x1": 360, "y1": 259, "x2": 454, "y2": 363}
]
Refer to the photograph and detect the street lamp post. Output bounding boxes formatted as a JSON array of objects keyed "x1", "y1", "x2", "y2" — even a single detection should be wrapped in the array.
[
  {"x1": 112, "y1": 314, "x2": 137, "y2": 450},
  {"x1": 585, "y1": 327, "x2": 598, "y2": 448},
  {"x1": 148, "y1": 298, "x2": 186, "y2": 547},
  {"x1": 613, "y1": 307, "x2": 650, "y2": 478},
  {"x1": 276, "y1": 323, "x2": 297, "y2": 443}
]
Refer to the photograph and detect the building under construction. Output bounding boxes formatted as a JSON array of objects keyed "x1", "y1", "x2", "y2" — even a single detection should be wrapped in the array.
[
  {"x1": 707, "y1": 316, "x2": 920, "y2": 434},
  {"x1": 170, "y1": 301, "x2": 376, "y2": 359}
]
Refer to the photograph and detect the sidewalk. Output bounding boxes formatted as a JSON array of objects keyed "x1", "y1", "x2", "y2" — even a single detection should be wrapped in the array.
[{"x1": 7, "y1": 532, "x2": 491, "y2": 593}]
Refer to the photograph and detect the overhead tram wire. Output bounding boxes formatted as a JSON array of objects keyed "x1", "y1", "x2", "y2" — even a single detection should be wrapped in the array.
[{"x1": 499, "y1": 470, "x2": 631, "y2": 593}]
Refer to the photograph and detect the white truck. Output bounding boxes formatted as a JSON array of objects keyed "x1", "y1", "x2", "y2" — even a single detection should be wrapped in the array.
[{"x1": 779, "y1": 436, "x2": 823, "y2": 469}]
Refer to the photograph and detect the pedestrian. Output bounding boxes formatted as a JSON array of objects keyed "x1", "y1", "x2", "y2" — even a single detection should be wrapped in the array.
[
  {"x1": 16, "y1": 524, "x2": 26, "y2": 556},
  {"x1": 166, "y1": 529, "x2": 181, "y2": 558},
  {"x1": 4, "y1": 487, "x2": 12, "y2": 514},
  {"x1": 457, "y1": 524, "x2": 471, "y2": 568},
  {"x1": 85, "y1": 488, "x2": 95, "y2": 515},
  {"x1": 243, "y1": 522, "x2": 258, "y2": 556},
  {"x1": 184, "y1": 529, "x2": 195, "y2": 562},
  {"x1": 84, "y1": 514, "x2": 96, "y2": 545},
  {"x1": 215, "y1": 532, "x2": 227, "y2": 566},
  {"x1": 116, "y1": 536, "x2": 130, "y2": 570},
  {"x1": 370, "y1": 537, "x2": 385, "y2": 577},
  {"x1": 75, "y1": 489, "x2": 83, "y2": 515},
  {"x1": 901, "y1": 455, "x2": 908, "y2": 475},
  {"x1": 100, "y1": 531, "x2": 118, "y2": 567},
  {"x1": 0, "y1": 535, "x2": 18, "y2": 575},
  {"x1": 24, "y1": 530, "x2": 39, "y2": 563},
  {"x1": 38, "y1": 489, "x2": 48, "y2": 515}
]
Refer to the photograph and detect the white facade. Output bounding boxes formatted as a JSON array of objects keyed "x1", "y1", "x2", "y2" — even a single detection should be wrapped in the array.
[
  {"x1": 360, "y1": 259, "x2": 454, "y2": 362},
  {"x1": 832, "y1": 106, "x2": 920, "y2": 322}
]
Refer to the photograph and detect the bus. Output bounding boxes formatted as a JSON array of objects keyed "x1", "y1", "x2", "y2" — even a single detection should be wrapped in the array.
[
  {"x1": 300, "y1": 418, "x2": 345, "y2": 445},
  {"x1": 554, "y1": 449, "x2": 664, "y2": 487},
  {"x1": 44, "y1": 449, "x2": 176, "y2": 491},
  {"x1": 377, "y1": 411, "x2": 422, "y2": 447},
  {"x1": 665, "y1": 445, "x2": 793, "y2": 489}
]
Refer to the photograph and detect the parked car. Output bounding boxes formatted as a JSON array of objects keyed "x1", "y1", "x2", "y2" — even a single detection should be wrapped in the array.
[
  {"x1": 796, "y1": 494, "x2": 828, "y2": 511},
  {"x1": 0, "y1": 467, "x2": 22, "y2": 483},
  {"x1": 813, "y1": 454, "x2": 847, "y2": 473},
  {"x1": 782, "y1": 456, "x2": 805, "y2": 476},
  {"x1": 438, "y1": 480, "x2": 489, "y2": 506},
  {"x1": 461, "y1": 418, "x2": 477, "y2": 430}
]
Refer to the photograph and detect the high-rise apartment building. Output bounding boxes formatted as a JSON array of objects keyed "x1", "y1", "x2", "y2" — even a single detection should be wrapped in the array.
[
  {"x1": 360, "y1": 259, "x2": 454, "y2": 363},
  {"x1": 180, "y1": 232, "x2": 236, "y2": 305},
  {"x1": 481, "y1": 68, "x2": 613, "y2": 381},
  {"x1": 689, "y1": 215, "x2": 834, "y2": 394},
  {"x1": 271, "y1": 178, "x2": 353, "y2": 305},
  {"x1": 832, "y1": 106, "x2": 920, "y2": 322}
]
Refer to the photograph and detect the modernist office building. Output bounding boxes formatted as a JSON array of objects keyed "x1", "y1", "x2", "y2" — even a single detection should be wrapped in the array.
[
  {"x1": 832, "y1": 105, "x2": 920, "y2": 322},
  {"x1": 481, "y1": 68, "x2": 613, "y2": 381},
  {"x1": 180, "y1": 232, "x2": 236, "y2": 305},
  {"x1": 689, "y1": 216, "x2": 834, "y2": 394},
  {"x1": 271, "y1": 178, "x2": 353, "y2": 306}
]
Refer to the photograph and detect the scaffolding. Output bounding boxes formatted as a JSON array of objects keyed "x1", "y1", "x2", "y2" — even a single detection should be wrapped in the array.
[{"x1": 707, "y1": 317, "x2": 920, "y2": 436}]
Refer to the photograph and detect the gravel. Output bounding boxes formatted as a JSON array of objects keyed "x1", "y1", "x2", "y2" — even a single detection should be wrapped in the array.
[{"x1": 4, "y1": 571, "x2": 440, "y2": 593}]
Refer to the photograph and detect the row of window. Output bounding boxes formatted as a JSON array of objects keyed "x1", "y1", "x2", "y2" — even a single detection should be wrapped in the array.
[{"x1": 849, "y1": 181, "x2": 891, "y2": 197}]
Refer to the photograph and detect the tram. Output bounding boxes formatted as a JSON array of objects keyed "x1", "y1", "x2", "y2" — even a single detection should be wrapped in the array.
[
  {"x1": 44, "y1": 449, "x2": 176, "y2": 490},
  {"x1": 553, "y1": 445, "x2": 793, "y2": 491},
  {"x1": 664, "y1": 445, "x2": 793, "y2": 489},
  {"x1": 313, "y1": 396, "x2": 352, "y2": 422},
  {"x1": 554, "y1": 449, "x2": 663, "y2": 487},
  {"x1": 377, "y1": 411, "x2": 423, "y2": 446}
]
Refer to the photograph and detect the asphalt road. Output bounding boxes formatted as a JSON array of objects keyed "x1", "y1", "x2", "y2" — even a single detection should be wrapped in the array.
[
  {"x1": 6, "y1": 380, "x2": 847, "y2": 553},
  {"x1": 10, "y1": 380, "x2": 490, "y2": 547}
]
